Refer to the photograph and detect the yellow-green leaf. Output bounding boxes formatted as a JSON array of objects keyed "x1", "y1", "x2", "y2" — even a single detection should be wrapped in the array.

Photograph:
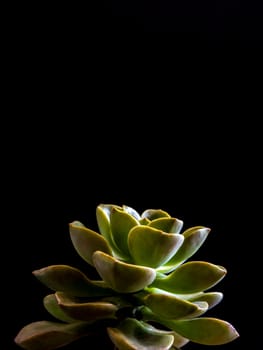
[
  {"x1": 148, "y1": 217, "x2": 183, "y2": 234},
  {"x1": 107, "y1": 318, "x2": 174, "y2": 350},
  {"x1": 55, "y1": 292, "x2": 117, "y2": 322},
  {"x1": 189, "y1": 292, "x2": 223, "y2": 309},
  {"x1": 14, "y1": 321, "x2": 89, "y2": 350},
  {"x1": 110, "y1": 207, "x2": 139, "y2": 258},
  {"x1": 128, "y1": 226, "x2": 184, "y2": 268},
  {"x1": 92, "y1": 252, "x2": 156, "y2": 293},
  {"x1": 158, "y1": 227, "x2": 210, "y2": 273},
  {"x1": 96, "y1": 204, "x2": 124, "y2": 258},
  {"x1": 151, "y1": 261, "x2": 226, "y2": 294},
  {"x1": 43, "y1": 294, "x2": 76, "y2": 323},
  {"x1": 69, "y1": 221, "x2": 112, "y2": 265},
  {"x1": 33, "y1": 265, "x2": 113, "y2": 297},
  {"x1": 144, "y1": 292, "x2": 208, "y2": 319},
  {"x1": 141, "y1": 209, "x2": 170, "y2": 220},
  {"x1": 164, "y1": 317, "x2": 239, "y2": 345}
]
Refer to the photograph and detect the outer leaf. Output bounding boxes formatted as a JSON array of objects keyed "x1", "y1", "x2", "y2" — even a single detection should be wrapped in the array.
[
  {"x1": 14, "y1": 321, "x2": 89, "y2": 350},
  {"x1": 151, "y1": 261, "x2": 226, "y2": 294},
  {"x1": 93, "y1": 252, "x2": 156, "y2": 293},
  {"x1": 158, "y1": 227, "x2": 210, "y2": 273},
  {"x1": 163, "y1": 317, "x2": 239, "y2": 345},
  {"x1": 110, "y1": 207, "x2": 139, "y2": 257},
  {"x1": 33, "y1": 265, "x2": 113, "y2": 297},
  {"x1": 43, "y1": 294, "x2": 76, "y2": 323},
  {"x1": 189, "y1": 292, "x2": 223, "y2": 309},
  {"x1": 55, "y1": 292, "x2": 118, "y2": 322},
  {"x1": 148, "y1": 217, "x2": 183, "y2": 234},
  {"x1": 141, "y1": 209, "x2": 170, "y2": 220},
  {"x1": 172, "y1": 331, "x2": 189, "y2": 348},
  {"x1": 144, "y1": 292, "x2": 208, "y2": 319},
  {"x1": 107, "y1": 318, "x2": 174, "y2": 350},
  {"x1": 69, "y1": 221, "x2": 112, "y2": 265},
  {"x1": 128, "y1": 226, "x2": 184, "y2": 268}
]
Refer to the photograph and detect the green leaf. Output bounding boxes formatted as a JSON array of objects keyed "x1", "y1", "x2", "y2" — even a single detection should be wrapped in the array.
[
  {"x1": 92, "y1": 252, "x2": 156, "y2": 293},
  {"x1": 128, "y1": 226, "x2": 184, "y2": 268},
  {"x1": 158, "y1": 227, "x2": 211, "y2": 273},
  {"x1": 148, "y1": 217, "x2": 183, "y2": 234},
  {"x1": 139, "y1": 217, "x2": 150, "y2": 225},
  {"x1": 172, "y1": 331, "x2": 189, "y2": 348},
  {"x1": 163, "y1": 317, "x2": 239, "y2": 345},
  {"x1": 144, "y1": 292, "x2": 208, "y2": 319},
  {"x1": 141, "y1": 209, "x2": 170, "y2": 220},
  {"x1": 96, "y1": 204, "x2": 124, "y2": 258},
  {"x1": 33, "y1": 265, "x2": 114, "y2": 297},
  {"x1": 14, "y1": 321, "x2": 89, "y2": 350},
  {"x1": 189, "y1": 292, "x2": 223, "y2": 309},
  {"x1": 110, "y1": 207, "x2": 139, "y2": 258},
  {"x1": 96, "y1": 204, "x2": 113, "y2": 238},
  {"x1": 69, "y1": 222, "x2": 112, "y2": 265},
  {"x1": 151, "y1": 261, "x2": 226, "y2": 294},
  {"x1": 43, "y1": 294, "x2": 76, "y2": 323},
  {"x1": 107, "y1": 318, "x2": 174, "y2": 350},
  {"x1": 122, "y1": 205, "x2": 141, "y2": 220},
  {"x1": 55, "y1": 292, "x2": 118, "y2": 322}
]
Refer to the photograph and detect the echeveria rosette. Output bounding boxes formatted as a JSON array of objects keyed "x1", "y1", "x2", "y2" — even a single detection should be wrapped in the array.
[{"x1": 15, "y1": 204, "x2": 239, "y2": 350}]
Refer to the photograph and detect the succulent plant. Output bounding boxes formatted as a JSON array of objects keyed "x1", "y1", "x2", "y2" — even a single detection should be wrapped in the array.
[{"x1": 15, "y1": 204, "x2": 239, "y2": 350}]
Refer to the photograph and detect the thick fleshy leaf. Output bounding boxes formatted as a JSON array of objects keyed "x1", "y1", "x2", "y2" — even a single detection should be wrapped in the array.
[
  {"x1": 55, "y1": 292, "x2": 117, "y2": 322},
  {"x1": 69, "y1": 221, "x2": 112, "y2": 265},
  {"x1": 128, "y1": 226, "x2": 184, "y2": 268},
  {"x1": 141, "y1": 209, "x2": 170, "y2": 220},
  {"x1": 151, "y1": 261, "x2": 226, "y2": 294},
  {"x1": 96, "y1": 204, "x2": 112, "y2": 238},
  {"x1": 148, "y1": 217, "x2": 183, "y2": 234},
  {"x1": 144, "y1": 292, "x2": 208, "y2": 319},
  {"x1": 163, "y1": 317, "x2": 239, "y2": 345},
  {"x1": 158, "y1": 227, "x2": 211, "y2": 273},
  {"x1": 139, "y1": 217, "x2": 150, "y2": 225},
  {"x1": 43, "y1": 294, "x2": 76, "y2": 323},
  {"x1": 96, "y1": 204, "x2": 124, "y2": 258},
  {"x1": 172, "y1": 332, "x2": 189, "y2": 348},
  {"x1": 33, "y1": 265, "x2": 113, "y2": 297},
  {"x1": 122, "y1": 205, "x2": 141, "y2": 220},
  {"x1": 14, "y1": 321, "x2": 89, "y2": 350},
  {"x1": 92, "y1": 252, "x2": 156, "y2": 293},
  {"x1": 101, "y1": 295, "x2": 133, "y2": 309},
  {"x1": 189, "y1": 292, "x2": 223, "y2": 309},
  {"x1": 110, "y1": 207, "x2": 139, "y2": 257},
  {"x1": 107, "y1": 318, "x2": 174, "y2": 350}
]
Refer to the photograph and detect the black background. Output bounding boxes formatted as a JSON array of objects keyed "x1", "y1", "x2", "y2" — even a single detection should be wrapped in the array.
[
  {"x1": 4, "y1": 2, "x2": 261, "y2": 349},
  {"x1": 5, "y1": 1, "x2": 263, "y2": 46},
  {"x1": 106, "y1": 0, "x2": 262, "y2": 45}
]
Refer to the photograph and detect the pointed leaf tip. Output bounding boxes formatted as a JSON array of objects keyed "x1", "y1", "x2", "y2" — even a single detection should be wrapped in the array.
[
  {"x1": 152, "y1": 261, "x2": 226, "y2": 294},
  {"x1": 33, "y1": 265, "x2": 113, "y2": 297},
  {"x1": 14, "y1": 321, "x2": 88, "y2": 350},
  {"x1": 145, "y1": 292, "x2": 208, "y2": 319},
  {"x1": 168, "y1": 317, "x2": 239, "y2": 345}
]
